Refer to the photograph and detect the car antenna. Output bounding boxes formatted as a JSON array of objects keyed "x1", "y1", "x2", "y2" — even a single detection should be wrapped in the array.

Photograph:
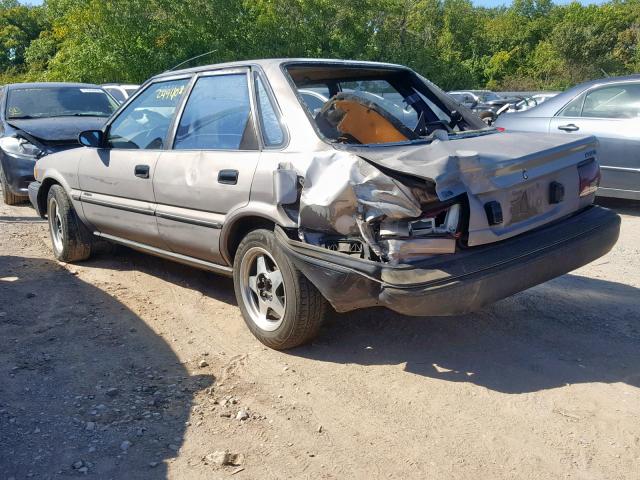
[
  {"x1": 166, "y1": 50, "x2": 218, "y2": 72},
  {"x1": 600, "y1": 68, "x2": 610, "y2": 78}
]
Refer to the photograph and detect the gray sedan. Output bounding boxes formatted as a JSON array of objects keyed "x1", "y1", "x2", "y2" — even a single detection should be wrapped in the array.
[
  {"x1": 496, "y1": 75, "x2": 640, "y2": 200},
  {"x1": 28, "y1": 59, "x2": 619, "y2": 349}
]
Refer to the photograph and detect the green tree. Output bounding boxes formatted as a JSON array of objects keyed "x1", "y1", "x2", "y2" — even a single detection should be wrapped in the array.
[{"x1": 0, "y1": 1, "x2": 45, "y2": 72}]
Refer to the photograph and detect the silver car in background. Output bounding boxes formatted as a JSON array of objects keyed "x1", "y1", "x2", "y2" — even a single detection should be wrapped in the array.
[{"x1": 496, "y1": 76, "x2": 640, "y2": 200}]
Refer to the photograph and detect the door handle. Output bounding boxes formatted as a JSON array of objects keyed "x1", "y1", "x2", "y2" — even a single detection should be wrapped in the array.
[
  {"x1": 134, "y1": 164, "x2": 150, "y2": 179},
  {"x1": 558, "y1": 124, "x2": 579, "y2": 132},
  {"x1": 218, "y1": 169, "x2": 239, "y2": 185}
]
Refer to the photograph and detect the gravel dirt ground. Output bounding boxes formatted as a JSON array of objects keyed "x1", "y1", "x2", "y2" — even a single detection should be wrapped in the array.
[{"x1": 1, "y1": 194, "x2": 639, "y2": 480}]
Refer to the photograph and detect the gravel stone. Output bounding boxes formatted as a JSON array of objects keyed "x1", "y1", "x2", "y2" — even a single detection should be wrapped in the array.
[
  {"x1": 236, "y1": 409, "x2": 250, "y2": 421},
  {"x1": 106, "y1": 388, "x2": 119, "y2": 397}
]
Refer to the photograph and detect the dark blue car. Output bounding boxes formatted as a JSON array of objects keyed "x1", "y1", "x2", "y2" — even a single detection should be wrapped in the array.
[{"x1": 0, "y1": 82, "x2": 118, "y2": 204}]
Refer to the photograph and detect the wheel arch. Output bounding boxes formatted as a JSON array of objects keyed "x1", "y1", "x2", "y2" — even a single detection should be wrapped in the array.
[
  {"x1": 221, "y1": 214, "x2": 277, "y2": 265},
  {"x1": 37, "y1": 178, "x2": 58, "y2": 216}
]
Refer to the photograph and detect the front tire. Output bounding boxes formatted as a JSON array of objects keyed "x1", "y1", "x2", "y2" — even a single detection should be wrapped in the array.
[
  {"x1": 233, "y1": 229, "x2": 327, "y2": 350},
  {"x1": 0, "y1": 166, "x2": 26, "y2": 205},
  {"x1": 47, "y1": 184, "x2": 94, "y2": 262}
]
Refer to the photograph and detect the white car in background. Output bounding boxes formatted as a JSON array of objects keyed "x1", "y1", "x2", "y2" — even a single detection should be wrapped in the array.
[{"x1": 102, "y1": 84, "x2": 139, "y2": 104}]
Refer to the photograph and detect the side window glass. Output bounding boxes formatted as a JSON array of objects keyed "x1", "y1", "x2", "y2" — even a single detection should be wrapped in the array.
[
  {"x1": 298, "y1": 84, "x2": 330, "y2": 116},
  {"x1": 581, "y1": 85, "x2": 640, "y2": 119},
  {"x1": 174, "y1": 74, "x2": 257, "y2": 150},
  {"x1": 558, "y1": 93, "x2": 585, "y2": 117},
  {"x1": 107, "y1": 79, "x2": 189, "y2": 149},
  {"x1": 255, "y1": 75, "x2": 285, "y2": 147}
]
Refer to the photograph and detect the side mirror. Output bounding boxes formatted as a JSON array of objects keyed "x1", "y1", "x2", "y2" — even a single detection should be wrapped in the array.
[{"x1": 78, "y1": 130, "x2": 104, "y2": 148}]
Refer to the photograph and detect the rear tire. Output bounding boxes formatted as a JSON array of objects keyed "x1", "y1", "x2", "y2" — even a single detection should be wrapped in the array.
[
  {"x1": 233, "y1": 229, "x2": 327, "y2": 350},
  {"x1": 47, "y1": 184, "x2": 94, "y2": 262},
  {"x1": 0, "y1": 166, "x2": 26, "y2": 205}
]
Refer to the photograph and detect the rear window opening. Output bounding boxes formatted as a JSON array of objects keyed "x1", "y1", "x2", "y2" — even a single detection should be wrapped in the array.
[{"x1": 284, "y1": 63, "x2": 488, "y2": 146}]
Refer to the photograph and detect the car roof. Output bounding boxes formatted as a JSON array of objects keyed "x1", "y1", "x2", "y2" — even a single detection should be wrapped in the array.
[
  {"x1": 512, "y1": 74, "x2": 640, "y2": 117},
  {"x1": 448, "y1": 90, "x2": 491, "y2": 94},
  {"x1": 5, "y1": 82, "x2": 103, "y2": 90},
  {"x1": 102, "y1": 84, "x2": 139, "y2": 88},
  {"x1": 151, "y1": 58, "x2": 409, "y2": 81}
]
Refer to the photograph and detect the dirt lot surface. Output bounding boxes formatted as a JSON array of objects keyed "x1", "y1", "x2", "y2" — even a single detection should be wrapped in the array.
[{"x1": 1, "y1": 195, "x2": 639, "y2": 480}]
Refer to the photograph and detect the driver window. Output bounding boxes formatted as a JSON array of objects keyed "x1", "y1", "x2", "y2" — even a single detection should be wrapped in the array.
[{"x1": 107, "y1": 79, "x2": 189, "y2": 149}]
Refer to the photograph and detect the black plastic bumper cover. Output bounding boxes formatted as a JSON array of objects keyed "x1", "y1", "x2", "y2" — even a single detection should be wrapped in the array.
[
  {"x1": 275, "y1": 206, "x2": 620, "y2": 316},
  {"x1": 1, "y1": 152, "x2": 35, "y2": 195},
  {"x1": 28, "y1": 181, "x2": 43, "y2": 217}
]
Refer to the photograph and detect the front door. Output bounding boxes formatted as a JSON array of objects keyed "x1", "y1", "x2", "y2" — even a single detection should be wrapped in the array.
[
  {"x1": 153, "y1": 70, "x2": 261, "y2": 264},
  {"x1": 78, "y1": 77, "x2": 191, "y2": 247}
]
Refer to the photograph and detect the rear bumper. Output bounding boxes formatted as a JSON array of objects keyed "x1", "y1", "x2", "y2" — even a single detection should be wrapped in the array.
[
  {"x1": 28, "y1": 181, "x2": 44, "y2": 216},
  {"x1": 597, "y1": 187, "x2": 640, "y2": 201},
  {"x1": 275, "y1": 206, "x2": 620, "y2": 316},
  {"x1": 0, "y1": 152, "x2": 35, "y2": 196}
]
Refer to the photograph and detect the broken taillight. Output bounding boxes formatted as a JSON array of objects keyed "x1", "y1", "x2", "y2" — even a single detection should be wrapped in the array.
[{"x1": 578, "y1": 159, "x2": 600, "y2": 197}]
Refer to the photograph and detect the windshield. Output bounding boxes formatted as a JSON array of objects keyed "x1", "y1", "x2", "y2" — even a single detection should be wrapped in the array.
[
  {"x1": 6, "y1": 86, "x2": 118, "y2": 120},
  {"x1": 286, "y1": 64, "x2": 488, "y2": 146}
]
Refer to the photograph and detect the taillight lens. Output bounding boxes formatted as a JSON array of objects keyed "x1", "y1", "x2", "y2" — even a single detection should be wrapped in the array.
[{"x1": 578, "y1": 159, "x2": 600, "y2": 197}]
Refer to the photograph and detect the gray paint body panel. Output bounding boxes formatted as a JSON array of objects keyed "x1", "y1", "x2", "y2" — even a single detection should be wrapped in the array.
[
  {"x1": 77, "y1": 148, "x2": 167, "y2": 248},
  {"x1": 31, "y1": 59, "x2": 618, "y2": 316},
  {"x1": 153, "y1": 150, "x2": 259, "y2": 263},
  {"x1": 496, "y1": 76, "x2": 640, "y2": 198}
]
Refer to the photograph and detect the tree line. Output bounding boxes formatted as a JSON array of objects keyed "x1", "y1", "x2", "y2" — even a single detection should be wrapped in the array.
[{"x1": 1, "y1": 0, "x2": 639, "y2": 91}]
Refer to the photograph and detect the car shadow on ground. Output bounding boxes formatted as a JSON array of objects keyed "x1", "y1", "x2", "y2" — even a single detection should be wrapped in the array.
[
  {"x1": 0, "y1": 255, "x2": 213, "y2": 479},
  {"x1": 81, "y1": 237, "x2": 640, "y2": 396},
  {"x1": 0, "y1": 215, "x2": 47, "y2": 223},
  {"x1": 294, "y1": 274, "x2": 640, "y2": 394},
  {"x1": 87, "y1": 244, "x2": 640, "y2": 396},
  {"x1": 88, "y1": 247, "x2": 238, "y2": 307}
]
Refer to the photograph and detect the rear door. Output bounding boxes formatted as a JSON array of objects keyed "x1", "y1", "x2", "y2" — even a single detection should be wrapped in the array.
[
  {"x1": 78, "y1": 77, "x2": 191, "y2": 247},
  {"x1": 152, "y1": 68, "x2": 262, "y2": 264},
  {"x1": 549, "y1": 82, "x2": 640, "y2": 196}
]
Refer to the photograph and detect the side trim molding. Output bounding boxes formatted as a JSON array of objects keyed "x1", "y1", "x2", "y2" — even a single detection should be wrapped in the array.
[
  {"x1": 94, "y1": 232, "x2": 233, "y2": 276},
  {"x1": 79, "y1": 192, "x2": 222, "y2": 229},
  {"x1": 600, "y1": 165, "x2": 640, "y2": 173},
  {"x1": 81, "y1": 194, "x2": 154, "y2": 216},
  {"x1": 156, "y1": 211, "x2": 222, "y2": 229}
]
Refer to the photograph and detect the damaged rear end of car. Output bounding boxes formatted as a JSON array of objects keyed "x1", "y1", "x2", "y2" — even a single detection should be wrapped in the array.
[{"x1": 267, "y1": 61, "x2": 620, "y2": 316}]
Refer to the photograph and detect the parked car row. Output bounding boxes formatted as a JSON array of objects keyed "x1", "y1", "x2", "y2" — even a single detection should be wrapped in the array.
[
  {"x1": 0, "y1": 83, "x2": 118, "y2": 204},
  {"x1": 102, "y1": 84, "x2": 139, "y2": 104},
  {"x1": 0, "y1": 58, "x2": 619, "y2": 350},
  {"x1": 496, "y1": 75, "x2": 640, "y2": 201},
  {"x1": 447, "y1": 89, "x2": 559, "y2": 124}
]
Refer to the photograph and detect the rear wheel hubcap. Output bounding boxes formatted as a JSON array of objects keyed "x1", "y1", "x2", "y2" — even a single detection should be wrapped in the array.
[
  {"x1": 49, "y1": 198, "x2": 64, "y2": 252},
  {"x1": 240, "y1": 247, "x2": 286, "y2": 332}
]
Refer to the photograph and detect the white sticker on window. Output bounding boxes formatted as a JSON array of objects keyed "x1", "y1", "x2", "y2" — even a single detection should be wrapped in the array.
[{"x1": 80, "y1": 88, "x2": 103, "y2": 93}]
